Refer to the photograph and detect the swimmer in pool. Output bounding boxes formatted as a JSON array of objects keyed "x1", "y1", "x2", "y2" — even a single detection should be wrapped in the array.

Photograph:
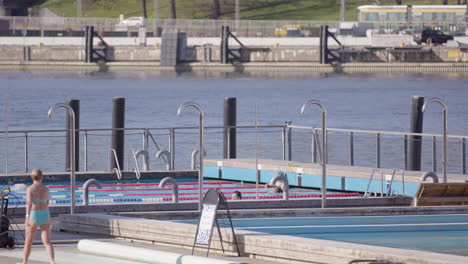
[
  {"x1": 21, "y1": 169, "x2": 55, "y2": 264},
  {"x1": 232, "y1": 191, "x2": 242, "y2": 200},
  {"x1": 264, "y1": 177, "x2": 285, "y2": 193}
]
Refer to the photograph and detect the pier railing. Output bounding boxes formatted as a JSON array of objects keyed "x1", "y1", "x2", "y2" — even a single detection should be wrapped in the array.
[{"x1": 0, "y1": 125, "x2": 466, "y2": 176}]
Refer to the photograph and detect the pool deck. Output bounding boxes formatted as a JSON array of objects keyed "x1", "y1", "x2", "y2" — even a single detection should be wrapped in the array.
[
  {"x1": 0, "y1": 170, "x2": 197, "y2": 182},
  {"x1": 205, "y1": 158, "x2": 467, "y2": 184},
  {"x1": 204, "y1": 159, "x2": 468, "y2": 196},
  {"x1": 55, "y1": 212, "x2": 468, "y2": 264},
  {"x1": 1, "y1": 219, "x2": 275, "y2": 264}
]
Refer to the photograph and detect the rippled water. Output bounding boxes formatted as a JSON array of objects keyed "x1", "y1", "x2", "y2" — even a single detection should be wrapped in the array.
[{"x1": 0, "y1": 71, "x2": 466, "y2": 174}]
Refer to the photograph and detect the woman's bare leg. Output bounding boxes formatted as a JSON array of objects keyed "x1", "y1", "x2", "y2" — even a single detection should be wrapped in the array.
[
  {"x1": 40, "y1": 224, "x2": 55, "y2": 264},
  {"x1": 22, "y1": 220, "x2": 37, "y2": 264}
]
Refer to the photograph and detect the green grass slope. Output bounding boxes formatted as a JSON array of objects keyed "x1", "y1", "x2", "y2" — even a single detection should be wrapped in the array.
[{"x1": 40, "y1": 0, "x2": 465, "y2": 20}]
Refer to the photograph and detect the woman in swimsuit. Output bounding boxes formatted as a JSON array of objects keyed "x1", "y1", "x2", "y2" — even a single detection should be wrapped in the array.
[{"x1": 21, "y1": 169, "x2": 55, "y2": 264}]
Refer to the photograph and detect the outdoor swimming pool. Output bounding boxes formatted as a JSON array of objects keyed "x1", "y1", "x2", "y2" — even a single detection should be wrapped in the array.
[
  {"x1": 179, "y1": 214, "x2": 468, "y2": 256},
  {"x1": 2, "y1": 178, "x2": 359, "y2": 206}
]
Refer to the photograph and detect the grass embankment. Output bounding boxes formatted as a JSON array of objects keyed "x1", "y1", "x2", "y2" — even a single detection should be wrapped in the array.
[{"x1": 40, "y1": 0, "x2": 464, "y2": 20}]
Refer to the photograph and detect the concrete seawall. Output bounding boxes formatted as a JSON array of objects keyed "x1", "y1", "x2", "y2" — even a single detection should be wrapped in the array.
[
  {"x1": 2, "y1": 45, "x2": 467, "y2": 63},
  {"x1": 1, "y1": 41, "x2": 468, "y2": 72},
  {"x1": 1, "y1": 61, "x2": 467, "y2": 73}
]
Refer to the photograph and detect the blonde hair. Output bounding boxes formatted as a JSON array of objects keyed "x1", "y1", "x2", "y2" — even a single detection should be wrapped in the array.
[{"x1": 31, "y1": 168, "x2": 43, "y2": 181}]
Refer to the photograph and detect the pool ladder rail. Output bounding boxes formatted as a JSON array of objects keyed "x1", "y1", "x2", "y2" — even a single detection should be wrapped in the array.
[
  {"x1": 108, "y1": 149, "x2": 123, "y2": 180},
  {"x1": 364, "y1": 168, "x2": 406, "y2": 198}
]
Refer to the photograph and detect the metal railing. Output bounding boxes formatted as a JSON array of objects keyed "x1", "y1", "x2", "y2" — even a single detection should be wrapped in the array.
[
  {"x1": 0, "y1": 124, "x2": 466, "y2": 176},
  {"x1": 2, "y1": 16, "x2": 465, "y2": 38}
]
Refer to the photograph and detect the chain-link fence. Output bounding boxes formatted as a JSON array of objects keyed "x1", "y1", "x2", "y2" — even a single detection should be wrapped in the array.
[{"x1": 0, "y1": 125, "x2": 466, "y2": 176}]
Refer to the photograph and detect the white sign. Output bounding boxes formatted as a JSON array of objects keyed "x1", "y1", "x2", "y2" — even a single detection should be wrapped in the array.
[
  {"x1": 195, "y1": 204, "x2": 217, "y2": 245},
  {"x1": 217, "y1": 161, "x2": 223, "y2": 167},
  {"x1": 296, "y1": 168, "x2": 303, "y2": 174}
]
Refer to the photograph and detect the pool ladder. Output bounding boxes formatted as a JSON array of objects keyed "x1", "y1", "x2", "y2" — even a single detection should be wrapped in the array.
[
  {"x1": 128, "y1": 149, "x2": 148, "y2": 180},
  {"x1": 364, "y1": 169, "x2": 384, "y2": 197},
  {"x1": 386, "y1": 169, "x2": 405, "y2": 197},
  {"x1": 108, "y1": 149, "x2": 123, "y2": 180},
  {"x1": 365, "y1": 168, "x2": 405, "y2": 197}
]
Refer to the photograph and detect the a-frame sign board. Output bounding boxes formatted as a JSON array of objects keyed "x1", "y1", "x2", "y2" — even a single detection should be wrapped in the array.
[{"x1": 192, "y1": 188, "x2": 240, "y2": 257}]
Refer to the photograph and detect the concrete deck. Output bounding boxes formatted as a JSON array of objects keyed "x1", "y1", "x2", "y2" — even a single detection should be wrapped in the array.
[
  {"x1": 55, "y1": 213, "x2": 468, "y2": 264},
  {"x1": 0, "y1": 169, "x2": 196, "y2": 182},
  {"x1": 1, "y1": 219, "x2": 276, "y2": 264},
  {"x1": 205, "y1": 159, "x2": 467, "y2": 183},
  {"x1": 204, "y1": 159, "x2": 468, "y2": 196}
]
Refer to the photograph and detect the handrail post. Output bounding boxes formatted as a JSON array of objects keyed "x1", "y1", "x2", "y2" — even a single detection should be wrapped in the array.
[
  {"x1": 312, "y1": 129, "x2": 317, "y2": 163},
  {"x1": 177, "y1": 102, "x2": 204, "y2": 212},
  {"x1": 350, "y1": 131, "x2": 354, "y2": 166},
  {"x1": 287, "y1": 122, "x2": 292, "y2": 161},
  {"x1": 48, "y1": 103, "x2": 76, "y2": 214},
  {"x1": 376, "y1": 133, "x2": 381, "y2": 168},
  {"x1": 462, "y1": 138, "x2": 466, "y2": 175},
  {"x1": 301, "y1": 100, "x2": 327, "y2": 208},
  {"x1": 24, "y1": 132, "x2": 29, "y2": 173},
  {"x1": 404, "y1": 135, "x2": 408, "y2": 170},
  {"x1": 143, "y1": 129, "x2": 149, "y2": 152},
  {"x1": 432, "y1": 136, "x2": 437, "y2": 172},
  {"x1": 281, "y1": 126, "x2": 287, "y2": 161},
  {"x1": 422, "y1": 98, "x2": 448, "y2": 183},
  {"x1": 169, "y1": 128, "x2": 175, "y2": 170},
  {"x1": 84, "y1": 131, "x2": 88, "y2": 172}
]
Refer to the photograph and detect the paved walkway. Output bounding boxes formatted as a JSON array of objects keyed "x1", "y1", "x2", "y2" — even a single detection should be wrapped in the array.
[{"x1": 0, "y1": 220, "x2": 278, "y2": 264}]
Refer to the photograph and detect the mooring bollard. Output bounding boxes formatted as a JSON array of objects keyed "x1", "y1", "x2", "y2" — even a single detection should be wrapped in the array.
[
  {"x1": 223, "y1": 97, "x2": 237, "y2": 159},
  {"x1": 408, "y1": 96, "x2": 424, "y2": 171},
  {"x1": 111, "y1": 97, "x2": 125, "y2": 171}
]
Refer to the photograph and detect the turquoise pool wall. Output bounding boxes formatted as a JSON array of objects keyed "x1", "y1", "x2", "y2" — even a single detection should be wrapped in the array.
[{"x1": 203, "y1": 165, "x2": 420, "y2": 196}]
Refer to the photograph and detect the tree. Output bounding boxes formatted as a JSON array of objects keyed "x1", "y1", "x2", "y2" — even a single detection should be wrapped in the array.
[
  {"x1": 442, "y1": 0, "x2": 448, "y2": 5},
  {"x1": 212, "y1": 0, "x2": 221, "y2": 19},
  {"x1": 394, "y1": 0, "x2": 402, "y2": 4},
  {"x1": 170, "y1": 0, "x2": 176, "y2": 19}
]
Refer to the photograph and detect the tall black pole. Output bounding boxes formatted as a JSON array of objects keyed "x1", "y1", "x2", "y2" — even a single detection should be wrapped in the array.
[
  {"x1": 141, "y1": 0, "x2": 148, "y2": 18},
  {"x1": 170, "y1": 0, "x2": 176, "y2": 19},
  {"x1": 223, "y1": 97, "x2": 237, "y2": 159},
  {"x1": 66, "y1": 99, "x2": 80, "y2": 171},
  {"x1": 409, "y1": 96, "x2": 424, "y2": 171},
  {"x1": 111, "y1": 97, "x2": 125, "y2": 170},
  {"x1": 320, "y1": 25, "x2": 328, "y2": 64}
]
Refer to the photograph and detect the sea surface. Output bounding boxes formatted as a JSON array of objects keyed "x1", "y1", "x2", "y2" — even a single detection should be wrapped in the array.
[{"x1": 0, "y1": 71, "x2": 466, "y2": 174}]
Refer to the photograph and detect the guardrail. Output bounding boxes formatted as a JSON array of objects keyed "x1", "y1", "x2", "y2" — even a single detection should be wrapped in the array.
[{"x1": 0, "y1": 124, "x2": 466, "y2": 175}]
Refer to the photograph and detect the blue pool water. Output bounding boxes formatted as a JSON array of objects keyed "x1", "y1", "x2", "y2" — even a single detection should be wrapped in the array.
[
  {"x1": 1, "y1": 177, "x2": 356, "y2": 206},
  {"x1": 178, "y1": 214, "x2": 468, "y2": 256}
]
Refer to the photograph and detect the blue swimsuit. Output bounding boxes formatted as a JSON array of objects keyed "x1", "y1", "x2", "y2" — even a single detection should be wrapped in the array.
[{"x1": 30, "y1": 199, "x2": 50, "y2": 227}]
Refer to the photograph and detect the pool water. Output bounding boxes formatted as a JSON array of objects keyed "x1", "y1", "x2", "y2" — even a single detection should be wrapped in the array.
[
  {"x1": 179, "y1": 214, "x2": 468, "y2": 256},
  {"x1": 1, "y1": 178, "x2": 359, "y2": 206}
]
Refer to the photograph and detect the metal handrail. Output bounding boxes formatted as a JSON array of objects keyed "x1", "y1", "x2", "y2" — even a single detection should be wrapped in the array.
[
  {"x1": 0, "y1": 124, "x2": 466, "y2": 175},
  {"x1": 108, "y1": 149, "x2": 122, "y2": 180},
  {"x1": 83, "y1": 179, "x2": 102, "y2": 205},
  {"x1": 0, "y1": 125, "x2": 466, "y2": 140},
  {"x1": 131, "y1": 149, "x2": 142, "y2": 180},
  {"x1": 156, "y1": 150, "x2": 172, "y2": 170},
  {"x1": 386, "y1": 169, "x2": 405, "y2": 196},
  {"x1": 191, "y1": 149, "x2": 207, "y2": 170},
  {"x1": 287, "y1": 125, "x2": 468, "y2": 139},
  {"x1": 313, "y1": 128, "x2": 322, "y2": 164},
  {"x1": 146, "y1": 130, "x2": 168, "y2": 165},
  {"x1": 364, "y1": 169, "x2": 384, "y2": 198}
]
